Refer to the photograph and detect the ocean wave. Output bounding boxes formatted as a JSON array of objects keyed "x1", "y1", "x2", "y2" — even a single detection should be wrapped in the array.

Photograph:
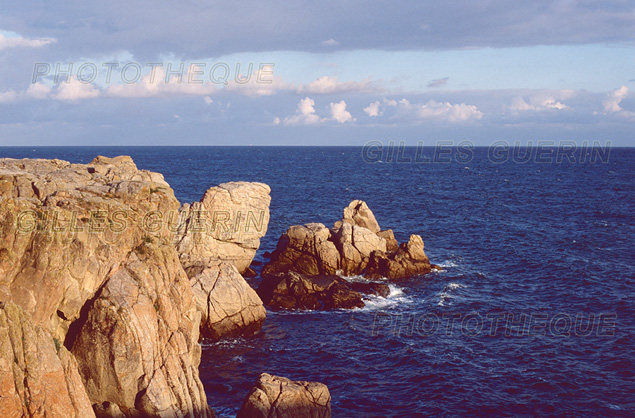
[{"x1": 437, "y1": 282, "x2": 465, "y2": 306}]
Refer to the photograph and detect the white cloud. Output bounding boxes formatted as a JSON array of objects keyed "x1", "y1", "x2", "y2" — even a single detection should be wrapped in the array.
[
  {"x1": 204, "y1": 96, "x2": 213, "y2": 105},
  {"x1": 330, "y1": 100, "x2": 355, "y2": 123},
  {"x1": 0, "y1": 33, "x2": 55, "y2": 50},
  {"x1": 510, "y1": 92, "x2": 571, "y2": 112},
  {"x1": 603, "y1": 86, "x2": 628, "y2": 113},
  {"x1": 53, "y1": 77, "x2": 100, "y2": 101},
  {"x1": 366, "y1": 97, "x2": 483, "y2": 123},
  {"x1": 364, "y1": 101, "x2": 381, "y2": 117},
  {"x1": 322, "y1": 38, "x2": 340, "y2": 46},
  {"x1": 0, "y1": 90, "x2": 18, "y2": 103},
  {"x1": 223, "y1": 64, "x2": 286, "y2": 96},
  {"x1": 107, "y1": 65, "x2": 216, "y2": 98},
  {"x1": 415, "y1": 100, "x2": 483, "y2": 122},
  {"x1": 280, "y1": 97, "x2": 323, "y2": 125},
  {"x1": 26, "y1": 83, "x2": 52, "y2": 99},
  {"x1": 296, "y1": 75, "x2": 378, "y2": 95}
]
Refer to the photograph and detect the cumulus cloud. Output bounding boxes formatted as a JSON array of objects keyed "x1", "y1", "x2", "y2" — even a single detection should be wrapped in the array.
[
  {"x1": 510, "y1": 95, "x2": 568, "y2": 112},
  {"x1": 330, "y1": 100, "x2": 355, "y2": 123},
  {"x1": 414, "y1": 100, "x2": 483, "y2": 122},
  {"x1": 26, "y1": 83, "x2": 52, "y2": 99},
  {"x1": 296, "y1": 75, "x2": 379, "y2": 95},
  {"x1": 276, "y1": 97, "x2": 356, "y2": 125},
  {"x1": 364, "y1": 101, "x2": 381, "y2": 117},
  {"x1": 603, "y1": 85, "x2": 628, "y2": 113},
  {"x1": 0, "y1": 33, "x2": 55, "y2": 50},
  {"x1": 427, "y1": 77, "x2": 449, "y2": 88},
  {"x1": 0, "y1": 90, "x2": 18, "y2": 103},
  {"x1": 53, "y1": 77, "x2": 100, "y2": 101},
  {"x1": 279, "y1": 97, "x2": 323, "y2": 125}
]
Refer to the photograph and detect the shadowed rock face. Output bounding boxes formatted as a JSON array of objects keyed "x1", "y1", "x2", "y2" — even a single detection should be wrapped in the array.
[
  {"x1": 237, "y1": 373, "x2": 331, "y2": 418},
  {"x1": 263, "y1": 200, "x2": 432, "y2": 280},
  {"x1": 258, "y1": 271, "x2": 365, "y2": 310},
  {"x1": 0, "y1": 156, "x2": 228, "y2": 418},
  {"x1": 174, "y1": 182, "x2": 271, "y2": 275}
]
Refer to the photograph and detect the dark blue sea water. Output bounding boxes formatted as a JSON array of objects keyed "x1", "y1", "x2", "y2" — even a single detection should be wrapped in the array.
[{"x1": 1, "y1": 146, "x2": 633, "y2": 418}]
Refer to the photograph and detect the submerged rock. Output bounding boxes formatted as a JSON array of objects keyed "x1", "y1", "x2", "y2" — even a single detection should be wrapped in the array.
[{"x1": 237, "y1": 373, "x2": 331, "y2": 418}]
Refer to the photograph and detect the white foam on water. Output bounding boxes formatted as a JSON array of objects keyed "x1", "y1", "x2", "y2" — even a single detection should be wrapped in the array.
[
  {"x1": 358, "y1": 283, "x2": 413, "y2": 311},
  {"x1": 437, "y1": 260, "x2": 459, "y2": 268}
]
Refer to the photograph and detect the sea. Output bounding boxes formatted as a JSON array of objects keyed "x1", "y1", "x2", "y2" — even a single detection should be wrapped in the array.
[{"x1": 1, "y1": 146, "x2": 633, "y2": 418}]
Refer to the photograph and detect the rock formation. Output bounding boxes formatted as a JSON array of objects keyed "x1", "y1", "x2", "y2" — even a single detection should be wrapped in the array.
[
  {"x1": 258, "y1": 271, "x2": 366, "y2": 310},
  {"x1": 263, "y1": 200, "x2": 432, "y2": 280},
  {"x1": 0, "y1": 156, "x2": 229, "y2": 417},
  {"x1": 174, "y1": 182, "x2": 271, "y2": 275},
  {"x1": 187, "y1": 261, "x2": 266, "y2": 339},
  {"x1": 237, "y1": 373, "x2": 331, "y2": 418}
]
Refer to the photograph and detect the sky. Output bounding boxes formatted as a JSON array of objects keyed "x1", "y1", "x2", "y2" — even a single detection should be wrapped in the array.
[{"x1": 0, "y1": 0, "x2": 633, "y2": 146}]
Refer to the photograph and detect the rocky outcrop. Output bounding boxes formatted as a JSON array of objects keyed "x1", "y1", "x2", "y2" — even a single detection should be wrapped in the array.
[
  {"x1": 0, "y1": 301, "x2": 96, "y2": 418},
  {"x1": 237, "y1": 373, "x2": 331, "y2": 418},
  {"x1": 174, "y1": 182, "x2": 271, "y2": 275},
  {"x1": 263, "y1": 200, "x2": 432, "y2": 280},
  {"x1": 187, "y1": 261, "x2": 266, "y2": 339},
  {"x1": 0, "y1": 156, "x2": 214, "y2": 417},
  {"x1": 366, "y1": 235, "x2": 432, "y2": 279},
  {"x1": 258, "y1": 272, "x2": 365, "y2": 310}
]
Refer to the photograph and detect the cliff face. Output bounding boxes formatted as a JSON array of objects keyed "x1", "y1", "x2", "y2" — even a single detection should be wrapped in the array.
[{"x1": 0, "y1": 156, "x2": 261, "y2": 417}]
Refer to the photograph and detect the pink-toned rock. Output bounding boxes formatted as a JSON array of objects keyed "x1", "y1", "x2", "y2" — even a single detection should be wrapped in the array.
[
  {"x1": 0, "y1": 302, "x2": 96, "y2": 418},
  {"x1": 237, "y1": 373, "x2": 331, "y2": 418},
  {"x1": 263, "y1": 200, "x2": 433, "y2": 281},
  {"x1": 366, "y1": 235, "x2": 432, "y2": 279},
  {"x1": 188, "y1": 261, "x2": 266, "y2": 339},
  {"x1": 70, "y1": 243, "x2": 213, "y2": 418},
  {"x1": 174, "y1": 182, "x2": 271, "y2": 274}
]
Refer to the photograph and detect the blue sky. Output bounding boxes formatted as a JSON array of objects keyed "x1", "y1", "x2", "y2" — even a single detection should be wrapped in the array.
[{"x1": 0, "y1": 1, "x2": 633, "y2": 145}]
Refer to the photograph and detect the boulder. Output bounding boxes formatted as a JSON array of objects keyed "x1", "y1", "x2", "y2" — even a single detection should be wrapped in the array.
[
  {"x1": 334, "y1": 199, "x2": 380, "y2": 233},
  {"x1": 258, "y1": 271, "x2": 364, "y2": 310},
  {"x1": 237, "y1": 373, "x2": 331, "y2": 418},
  {"x1": 188, "y1": 261, "x2": 266, "y2": 339},
  {"x1": 174, "y1": 182, "x2": 271, "y2": 274},
  {"x1": 366, "y1": 235, "x2": 432, "y2": 279}
]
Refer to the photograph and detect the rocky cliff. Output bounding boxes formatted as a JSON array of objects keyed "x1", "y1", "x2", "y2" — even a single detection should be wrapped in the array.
[{"x1": 0, "y1": 156, "x2": 270, "y2": 417}]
